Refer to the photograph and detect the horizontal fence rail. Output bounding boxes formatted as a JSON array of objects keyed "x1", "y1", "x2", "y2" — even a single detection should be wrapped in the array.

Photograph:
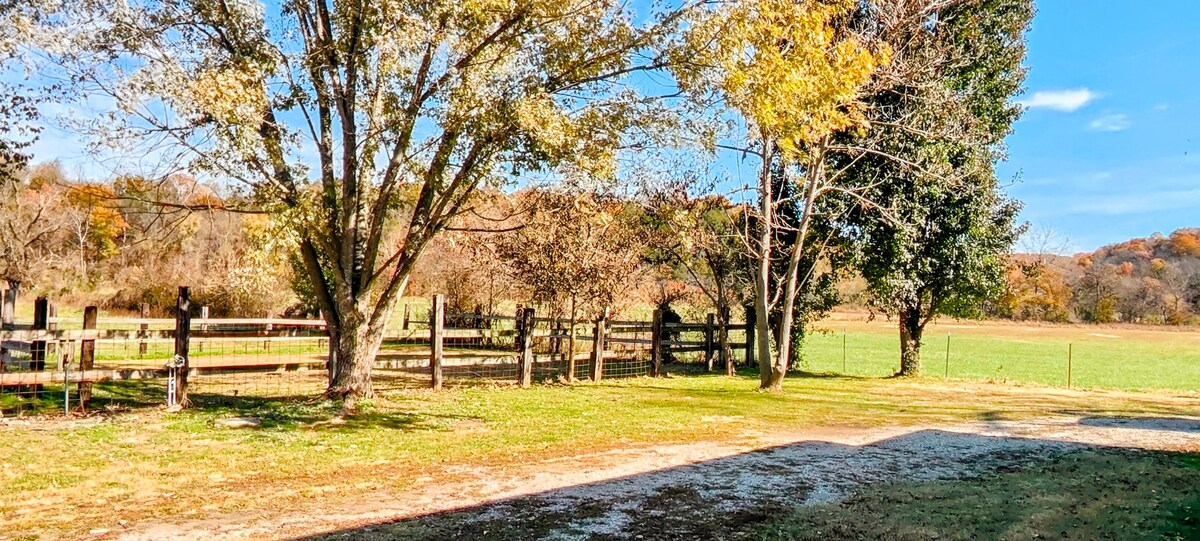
[{"x1": 1, "y1": 292, "x2": 746, "y2": 415}]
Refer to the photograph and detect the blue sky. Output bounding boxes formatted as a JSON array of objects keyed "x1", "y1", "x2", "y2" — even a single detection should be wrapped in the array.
[
  {"x1": 998, "y1": 1, "x2": 1200, "y2": 252},
  {"x1": 23, "y1": 1, "x2": 1199, "y2": 253}
]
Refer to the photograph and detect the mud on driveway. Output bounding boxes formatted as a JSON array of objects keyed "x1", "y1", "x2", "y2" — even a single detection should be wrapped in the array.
[{"x1": 119, "y1": 416, "x2": 1200, "y2": 541}]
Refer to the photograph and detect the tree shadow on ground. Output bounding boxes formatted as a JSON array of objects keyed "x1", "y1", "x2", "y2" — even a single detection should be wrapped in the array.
[
  {"x1": 1078, "y1": 415, "x2": 1200, "y2": 433},
  {"x1": 1, "y1": 379, "x2": 164, "y2": 416},
  {"x1": 182, "y1": 392, "x2": 482, "y2": 431},
  {"x1": 626, "y1": 367, "x2": 874, "y2": 395},
  {"x1": 791, "y1": 370, "x2": 873, "y2": 381},
  {"x1": 289, "y1": 420, "x2": 1200, "y2": 541}
]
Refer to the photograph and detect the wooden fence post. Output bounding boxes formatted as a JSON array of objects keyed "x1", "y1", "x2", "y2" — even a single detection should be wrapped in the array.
[
  {"x1": 47, "y1": 302, "x2": 57, "y2": 331},
  {"x1": 744, "y1": 309, "x2": 755, "y2": 368},
  {"x1": 264, "y1": 311, "x2": 273, "y2": 351},
  {"x1": 552, "y1": 320, "x2": 563, "y2": 359},
  {"x1": 198, "y1": 306, "x2": 209, "y2": 352},
  {"x1": 30, "y1": 297, "x2": 49, "y2": 397},
  {"x1": 650, "y1": 309, "x2": 663, "y2": 377},
  {"x1": 79, "y1": 306, "x2": 97, "y2": 408},
  {"x1": 170, "y1": 287, "x2": 191, "y2": 408},
  {"x1": 517, "y1": 307, "x2": 535, "y2": 388},
  {"x1": 589, "y1": 310, "x2": 608, "y2": 382},
  {"x1": 402, "y1": 304, "x2": 410, "y2": 330},
  {"x1": 566, "y1": 318, "x2": 579, "y2": 382},
  {"x1": 138, "y1": 303, "x2": 150, "y2": 357},
  {"x1": 47, "y1": 302, "x2": 58, "y2": 369},
  {"x1": 704, "y1": 313, "x2": 715, "y2": 371},
  {"x1": 721, "y1": 306, "x2": 734, "y2": 376},
  {"x1": 430, "y1": 294, "x2": 444, "y2": 390},
  {"x1": 0, "y1": 283, "x2": 15, "y2": 328}
]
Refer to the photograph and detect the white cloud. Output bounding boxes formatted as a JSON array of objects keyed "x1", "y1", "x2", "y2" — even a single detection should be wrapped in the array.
[
  {"x1": 1088, "y1": 114, "x2": 1131, "y2": 132},
  {"x1": 1018, "y1": 88, "x2": 1099, "y2": 112}
]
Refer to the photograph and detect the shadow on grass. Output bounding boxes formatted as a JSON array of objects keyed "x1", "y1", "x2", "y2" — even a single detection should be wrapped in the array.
[
  {"x1": 1078, "y1": 415, "x2": 1200, "y2": 433},
  {"x1": 0, "y1": 377, "x2": 480, "y2": 433},
  {"x1": 791, "y1": 370, "x2": 873, "y2": 381},
  {"x1": 180, "y1": 392, "x2": 483, "y2": 431},
  {"x1": 621, "y1": 367, "x2": 876, "y2": 395},
  {"x1": 1, "y1": 379, "x2": 165, "y2": 416},
  {"x1": 287, "y1": 422, "x2": 1200, "y2": 541}
]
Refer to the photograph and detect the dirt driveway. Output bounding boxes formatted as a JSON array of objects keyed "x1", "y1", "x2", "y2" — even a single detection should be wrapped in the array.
[{"x1": 106, "y1": 415, "x2": 1200, "y2": 541}]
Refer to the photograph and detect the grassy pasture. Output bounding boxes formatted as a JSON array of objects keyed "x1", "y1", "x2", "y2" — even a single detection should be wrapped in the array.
[
  {"x1": 803, "y1": 312, "x2": 1200, "y2": 392},
  {"x1": 2, "y1": 372, "x2": 1198, "y2": 540}
]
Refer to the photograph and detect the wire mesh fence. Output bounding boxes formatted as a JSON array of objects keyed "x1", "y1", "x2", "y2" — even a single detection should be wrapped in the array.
[
  {"x1": 798, "y1": 327, "x2": 1199, "y2": 391},
  {"x1": 0, "y1": 336, "x2": 167, "y2": 416},
  {"x1": 0, "y1": 300, "x2": 675, "y2": 415},
  {"x1": 13, "y1": 296, "x2": 1188, "y2": 413}
]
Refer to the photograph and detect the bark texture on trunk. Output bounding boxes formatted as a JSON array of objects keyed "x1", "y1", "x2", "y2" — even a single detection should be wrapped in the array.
[
  {"x1": 327, "y1": 308, "x2": 389, "y2": 405},
  {"x1": 171, "y1": 288, "x2": 191, "y2": 409},
  {"x1": 760, "y1": 146, "x2": 822, "y2": 392},
  {"x1": 897, "y1": 308, "x2": 923, "y2": 377},
  {"x1": 754, "y1": 140, "x2": 775, "y2": 389},
  {"x1": 719, "y1": 306, "x2": 734, "y2": 377}
]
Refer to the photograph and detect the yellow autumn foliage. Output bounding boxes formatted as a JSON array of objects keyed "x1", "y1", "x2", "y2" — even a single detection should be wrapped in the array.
[
  {"x1": 187, "y1": 61, "x2": 268, "y2": 128},
  {"x1": 679, "y1": 0, "x2": 887, "y2": 157}
]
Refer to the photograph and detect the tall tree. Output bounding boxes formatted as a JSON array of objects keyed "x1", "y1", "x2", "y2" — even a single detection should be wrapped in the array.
[
  {"x1": 672, "y1": 0, "x2": 886, "y2": 391},
  {"x1": 763, "y1": 162, "x2": 849, "y2": 371},
  {"x1": 642, "y1": 191, "x2": 752, "y2": 374},
  {"x1": 837, "y1": 0, "x2": 1031, "y2": 376},
  {"x1": 0, "y1": 164, "x2": 67, "y2": 323},
  {"x1": 11, "y1": 0, "x2": 690, "y2": 405},
  {"x1": 0, "y1": 45, "x2": 45, "y2": 322},
  {"x1": 497, "y1": 190, "x2": 643, "y2": 379}
]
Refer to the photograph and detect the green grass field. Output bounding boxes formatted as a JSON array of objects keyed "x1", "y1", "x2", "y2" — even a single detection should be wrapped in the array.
[
  {"x1": 2, "y1": 372, "x2": 1198, "y2": 539},
  {"x1": 800, "y1": 313, "x2": 1200, "y2": 392}
]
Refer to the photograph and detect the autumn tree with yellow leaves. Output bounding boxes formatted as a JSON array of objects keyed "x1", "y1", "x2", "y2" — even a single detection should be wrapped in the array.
[{"x1": 672, "y1": 0, "x2": 887, "y2": 390}]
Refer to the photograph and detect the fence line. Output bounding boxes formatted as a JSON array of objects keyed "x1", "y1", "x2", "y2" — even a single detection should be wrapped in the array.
[{"x1": 1, "y1": 292, "x2": 748, "y2": 415}]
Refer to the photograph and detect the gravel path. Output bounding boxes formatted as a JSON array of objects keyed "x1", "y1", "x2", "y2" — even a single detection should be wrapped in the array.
[{"x1": 116, "y1": 415, "x2": 1200, "y2": 541}]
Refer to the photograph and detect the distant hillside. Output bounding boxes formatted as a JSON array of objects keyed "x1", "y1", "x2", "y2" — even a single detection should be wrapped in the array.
[{"x1": 989, "y1": 229, "x2": 1200, "y2": 325}]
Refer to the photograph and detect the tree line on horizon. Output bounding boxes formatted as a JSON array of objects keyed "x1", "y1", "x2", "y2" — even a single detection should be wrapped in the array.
[{"x1": 989, "y1": 228, "x2": 1200, "y2": 326}]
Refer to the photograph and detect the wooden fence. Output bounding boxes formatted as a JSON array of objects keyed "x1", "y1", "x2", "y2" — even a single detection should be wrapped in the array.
[{"x1": 1, "y1": 289, "x2": 751, "y2": 410}]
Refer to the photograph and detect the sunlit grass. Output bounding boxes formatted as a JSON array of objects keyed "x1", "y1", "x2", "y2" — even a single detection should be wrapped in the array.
[
  {"x1": 2, "y1": 371, "x2": 1197, "y2": 539},
  {"x1": 803, "y1": 316, "x2": 1200, "y2": 391}
]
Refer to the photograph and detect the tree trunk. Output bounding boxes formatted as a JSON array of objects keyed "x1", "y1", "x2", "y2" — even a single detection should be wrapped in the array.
[
  {"x1": 897, "y1": 309, "x2": 923, "y2": 377},
  {"x1": 326, "y1": 304, "x2": 392, "y2": 406},
  {"x1": 754, "y1": 139, "x2": 775, "y2": 389},
  {"x1": 764, "y1": 154, "x2": 821, "y2": 392},
  {"x1": 719, "y1": 305, "x2": 734, "y2": 376},
  {"x1": 172, "y1": 288, "x2": 192, "y2": 409}
]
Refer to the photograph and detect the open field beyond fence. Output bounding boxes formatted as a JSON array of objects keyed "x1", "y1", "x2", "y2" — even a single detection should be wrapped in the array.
[{"x1": 803, "y1": 312, "x2": 1200, "y2": 392}]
